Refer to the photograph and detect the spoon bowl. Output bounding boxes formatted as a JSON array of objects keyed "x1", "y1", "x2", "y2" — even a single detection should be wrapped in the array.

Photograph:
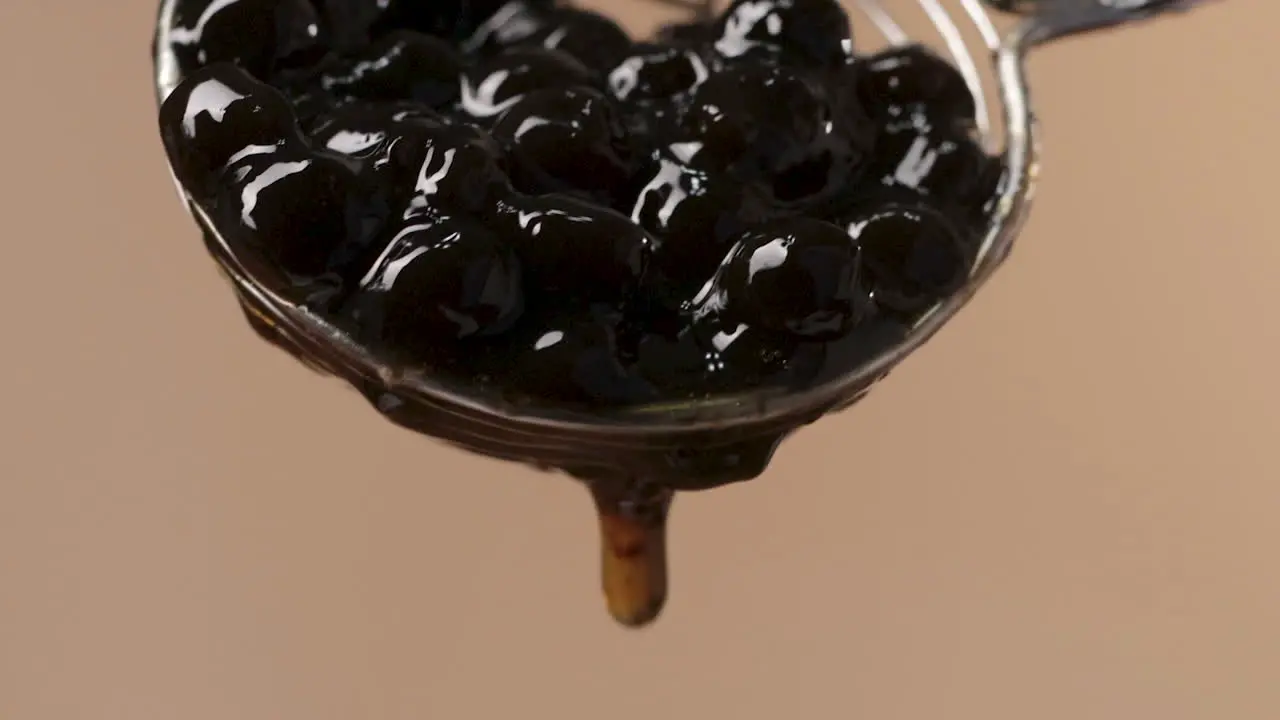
[{"x1": 153, "y1": 0, "x2": 1215, "y2": 627}]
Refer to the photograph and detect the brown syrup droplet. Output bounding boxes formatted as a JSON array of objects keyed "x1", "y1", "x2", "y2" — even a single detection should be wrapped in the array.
[{"x1": 588, "y1": 480, "x2": 673, "y2": 628}]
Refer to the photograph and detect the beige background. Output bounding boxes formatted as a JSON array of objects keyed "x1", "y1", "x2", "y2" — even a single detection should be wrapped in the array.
[{"x1": 1, "y1": 1, "x2": 1277, "y2": 718}]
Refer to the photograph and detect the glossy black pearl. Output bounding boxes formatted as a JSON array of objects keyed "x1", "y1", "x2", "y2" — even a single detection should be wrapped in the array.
[
  {"x1": 841, "y1": 203, "x2": 970, "y2": 314},
  {"x1": 491, "y1": 194, "x2": 654, "y2": 302},
  {"x1": 712, "y1": 0, "x2": 852, "y2": 68},
  {"x1": 215, "y1": 146, "x2": 385, "y2": 280},
  {"x1": 308, "y1": 101, "x2": 441, "y2": 174},
  {"x1": 495, "y1": 310, "x2": 657, "y2": 406},
  {"x1": 158, "y1": 63, "x2": 306, "y2": 198},
  {"x1": 354, "y1": 216, "x2": 525, "y2": 352},
  {"x1": 398, "y1": 122, "x2": 514, "y2": 219},
  {"x1": 607, "y1": 43, "x2": 710, "y2": 103},
  {"x1": 825, "y1": 60, "x2": 881, "y2": 142},
  {"x1": 314, "y1": 30, "x2": 463, "y2": 108},
  {"x1": 680, "y1": 63, "x2": 828, "y2": 175},
  {"x1": 860, "y1": 119, "x2": 1000, "y2": 219},
  {"x1": 856, "y1": 44, "x2": 977, "y2": 129},
  {"x1": 697, "y1": 217, "x2": 871, "y2": 339},
  {"x1": 367, "y1": 0, "x2": 554, "y2": 43},
  {"x1": 455, "y1": 0, "x2": 553, "y2": 55},
  {"x1": 602, "y1": 43, "x2": 712, "y2": 156},
  {"x1": 309, "y1": 101, "x2": 441, "y2": 152},
  {"x1": 526, "y1": 8, "x2": 635, "y2": 72},
  {"x1": 309, "y1": 105, "x2": 511, "y2": 220},
  {"x1": 158, "y1": 0, "x2": 328, "y2": 81},
  {"x1": 679, "y1": 62, "x2": 872, "y2": 208},
  {"x1": 459, "y1": 48, "x2": 595, "y2": 122},
  {"x1": 489, "y1": 86, "x2": 635, "y2": 201},
  {"x1": 629, "y1": 151, "x2": 776, "y2": 289}
]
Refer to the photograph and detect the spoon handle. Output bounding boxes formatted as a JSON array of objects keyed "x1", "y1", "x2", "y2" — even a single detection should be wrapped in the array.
[{"x1": 987, "y1": 0, "x2": 1221, "y2": 47}]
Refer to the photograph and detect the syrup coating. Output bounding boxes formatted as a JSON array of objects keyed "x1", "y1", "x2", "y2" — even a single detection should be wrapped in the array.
[
  {"x1": 856, "y1": 44, "x2": 978, "y2": 128},
  {"x1": 489, "y1": 307, "x2": 659, "y2": 406},
  {"x1": 491, "y1": 192, "x2": 654, "y2": 302},
  {"x1": 489, "y1": 85, "x2": 637, "y2": 203},
  {"x1": 350, "y1": 215, "x2": 525, "y2": 351},
  {"x1": 156, "y1": 0, "x2": 997, "y2": 408},
  {"x1": 712, "y1": 0, "x2": 853, "y2": 68},
  {"x1": 841, "y1": 203, "x2": 970, "y2": 315},
  {"x1": 526, "y1": 7, "x2": 635, "y2": 71},
  {"x1": 313, "y1": 30, "x2": 464, "y2": 109},
  {"x1": 460, "y1": 47, "x2": 595, "y2": 121},
  {"x1": 695, "y1": 217, "x2": 873, "y2": 340}
]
